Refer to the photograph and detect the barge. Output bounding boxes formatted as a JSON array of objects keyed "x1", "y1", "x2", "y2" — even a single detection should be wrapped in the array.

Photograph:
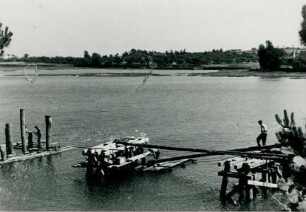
[{"x1": 73, "y1": 136, "x2": 160, "y2": 179}]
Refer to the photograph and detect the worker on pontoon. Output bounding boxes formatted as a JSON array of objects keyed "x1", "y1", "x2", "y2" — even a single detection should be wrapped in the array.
[
  {"x1": 33, "y1": 126, "x2": 42, "y2": 148},
  {"x1": 27, "y1": 132, "x2": 33, "y2": 148},
  {"x1": 257, "y1": 120, "x2": 268, "y2": 147}
]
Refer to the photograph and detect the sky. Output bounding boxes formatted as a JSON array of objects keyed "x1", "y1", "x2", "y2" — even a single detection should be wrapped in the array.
[{"x1": 2, "y1": 0, "x2": 306, "y2": 57}]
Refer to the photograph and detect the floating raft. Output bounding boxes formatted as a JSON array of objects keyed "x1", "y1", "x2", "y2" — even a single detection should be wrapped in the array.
[
  {"x1": 0, "y1": 146, "x2": 75, "y2": 165},
  {"x1": 138, "y1": 158, "x2": 195, "y2": 172}
]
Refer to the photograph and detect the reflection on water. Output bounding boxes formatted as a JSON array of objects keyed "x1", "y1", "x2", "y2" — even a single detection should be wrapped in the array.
[{"x1": 0, "y1": 70, "x2": 306, "y2": 210}]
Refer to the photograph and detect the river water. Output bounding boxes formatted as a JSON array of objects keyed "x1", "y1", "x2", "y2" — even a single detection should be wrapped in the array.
[{"x1": 0, "y1": 68, "x2": 306, "y2": 210}]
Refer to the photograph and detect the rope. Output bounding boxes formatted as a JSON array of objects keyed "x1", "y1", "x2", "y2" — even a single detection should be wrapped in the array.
[
  {"x1": 23, "y1": 63, "x2": 38, "y2": 83},
  {"x1": 136, "y1": 56, "x2": 154, "y2": 91}
]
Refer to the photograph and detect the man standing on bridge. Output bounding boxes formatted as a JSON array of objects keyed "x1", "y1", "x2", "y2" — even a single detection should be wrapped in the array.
[{"x1": 257, "y1": 120, "x2": 268, "y2": 147}]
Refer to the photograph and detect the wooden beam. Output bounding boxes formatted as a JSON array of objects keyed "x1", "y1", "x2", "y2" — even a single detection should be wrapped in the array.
[
  {"x1": 151, "y1": 153, "x2": 213, "y2": 164},
  {"x1": 247, "y1": 180, "x2": 277, "y2": 188},
  {"x1": 0, "y1": 146, "x2": 75, "y2": 165},
  {"x1": 218, "y1": 171, "x2": 252, "y2": 179},
  {"x1": 115, "y1": 141, "x2": 285, "y2": 154},
  {"x1": 20, "y1": 109, "x2": 27, "y2": 154},
  {"x1": 116, "y1": 141, "x2": 290, "y2": 164},
  {"x1": 45, "y1": 116, "x2": 52, "y2": 150},
  {"x1": 143, "y1": 159, "x2": 193, "y2": 172},
  {"x1": 5, "y1": 123, "x2": 13, "y2": 156}
]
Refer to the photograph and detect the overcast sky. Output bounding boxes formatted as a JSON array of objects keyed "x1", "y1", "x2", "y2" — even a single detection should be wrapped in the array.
[{"x1": 2, "y1": 0, "x2": 306, "y2": 57}]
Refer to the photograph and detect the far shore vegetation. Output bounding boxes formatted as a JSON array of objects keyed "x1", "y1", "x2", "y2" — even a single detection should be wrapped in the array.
[
  {"x1": 1, "y1": 5, "x2": 306, "y2": 74},
  {"x1": 0, "y1": 45, "x2": 305, "y2": 73},
  {"x1": 0, "y1": 48, "x2": 259, "y2": 70}
]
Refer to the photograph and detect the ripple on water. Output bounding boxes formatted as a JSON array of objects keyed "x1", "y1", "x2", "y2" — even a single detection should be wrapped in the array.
[{"x1": 1, "y1": 75, "x2": 306, "y2": 210}]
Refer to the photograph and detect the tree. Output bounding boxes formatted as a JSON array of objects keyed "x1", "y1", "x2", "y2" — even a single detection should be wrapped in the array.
[
  {"x1": 91, "y1": 53, "x2": 101, "y2": 67},
  {"x1": 113, "y1": 53, "x2": 122, "y2": 65},
  {"x1": 83, "y1": 50, "x2": 91, "y2": 66},
  {"x1": 0, "y1": 23, "x2": 13, "y2": 56},
  {"x1": 258, "y1": 40, "x2": 285, "y2": 70},
  {"x1": 23, "y1": 53, "x2": 29, "y2": 62},
  {"x1": 299, "y1": 5, "x2": 306, "y2": 45},
  {"x1": 289, "y1": 5, "x2": 306, "y2": 71}
]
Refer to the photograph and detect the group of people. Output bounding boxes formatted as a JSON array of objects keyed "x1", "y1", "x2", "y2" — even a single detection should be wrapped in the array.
[{"x1": 26, "y1": 125, "x2": 41, "y2": 148}]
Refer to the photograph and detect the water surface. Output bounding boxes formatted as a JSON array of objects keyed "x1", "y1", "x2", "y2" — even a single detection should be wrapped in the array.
[{"x1": 0, "y1": 69, "x2": 306, "y2": 210}]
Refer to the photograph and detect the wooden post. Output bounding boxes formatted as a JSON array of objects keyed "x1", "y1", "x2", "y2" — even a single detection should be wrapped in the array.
[
  {"x1": 220, "y1": 161, "x2": 230, "y2": 205},
  {"x1": 20, "y1": 109, "x2": 27, "y2": 154},
  {"x1": 261, "y1": 169, "x2": 268, "y2": 196},
  {"x1": 45, "y1": 115, "x2": 52, "y2": 150},
  {"x1": 5, "y1": 123, "x2": 13, "y2": 156},
  {"x1": 282, "y1": 161, "x2": 291, "y2": 182},
  {"x1": 37, "y1": 134, "x2": 42, "y2": 149},
  {"x1": 251, "y1": 174, "x2": 258, "y2": 199},
  {"x1": 141, "y1": 157, "x2": 146, "y2": 165},
  {"x1": 239, "y1": 163, "x2": 250, "y2": 203},
  {"x1": 28, "y1": 132, "x2": 34, "y2": 149},
  {"x1": 271, "y1": 168, "x2": 277, "y2": 184},
  {"x1": 245, "y1": 172, "x2": 252, "y2": 202},
  {"x1": 86, "y1": 149, "x2": 95, "y2": 179},
  {"x1": 238, "y1": 177, "x2": 245, "y2": 203},
  {"x1": 0, "y1": 145, "x2": 5, "y2": 161},
  {"x1": 245, "y1": 186, "x2": 251, "y2": 201}
]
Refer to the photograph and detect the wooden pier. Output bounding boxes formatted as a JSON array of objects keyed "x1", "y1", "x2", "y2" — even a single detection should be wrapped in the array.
[
  {"x1": 0, "y1": 146, "x2": 75, "y2": 165},
  {"x1": 0, "y1": 109, "x2": 74, "y2": 165},
  {"x1": 217, "y1": 156, "x2": 286, "y2": 205}
]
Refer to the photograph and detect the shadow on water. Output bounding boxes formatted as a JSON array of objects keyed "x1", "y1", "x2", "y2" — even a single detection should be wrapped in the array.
[{"x1": 86, "y1": 172, "x2": 135, "y2": 186}]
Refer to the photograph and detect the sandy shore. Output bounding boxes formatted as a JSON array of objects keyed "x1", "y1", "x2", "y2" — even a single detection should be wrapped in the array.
[{"x1": 1, "y1": 64, "x2": 306, "y2": 78}]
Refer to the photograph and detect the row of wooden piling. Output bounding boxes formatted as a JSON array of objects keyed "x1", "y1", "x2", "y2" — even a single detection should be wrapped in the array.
[
  {"x1": 218, "y1": 157, "x2": 285, "y2": 205},
  {"x1": 0, "y1": 109, "x2": 53, "y2": 161}
]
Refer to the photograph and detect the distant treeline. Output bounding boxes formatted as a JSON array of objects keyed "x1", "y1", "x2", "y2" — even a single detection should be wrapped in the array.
[{"x1": 1, "y1": 49, "x2": 258, "y2": 69}]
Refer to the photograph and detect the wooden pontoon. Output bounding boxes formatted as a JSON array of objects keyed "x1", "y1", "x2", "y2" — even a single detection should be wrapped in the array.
[{"x1": 0, "y1": 109, "x2": 75, "y2": 165}]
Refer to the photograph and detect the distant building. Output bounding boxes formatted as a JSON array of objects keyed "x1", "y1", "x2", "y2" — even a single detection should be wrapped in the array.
[
  {"x1": 229, "y1": 49, "x2": 242, "y2": 54},
  {"x1": 244, "y1": 48, "x2": 257, "y2": 54},
  {"x1": 281, "y1": 47, "x2": 306, "y2": 59}
]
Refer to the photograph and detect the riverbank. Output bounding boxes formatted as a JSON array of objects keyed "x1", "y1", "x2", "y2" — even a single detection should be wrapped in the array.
[
  {"x1": 0, "y1": 62, "x2": 73, "y2": 71},
  {"x1": 2, "y1": 69, "x2": 306, "y2": 78},
  {"x1": 190, "y1": 69, "x2": 306, "y2": 78},
  {"x1": 0, "y1": 61, "x2": 258, "y2": 71},
  {"x1": 1, "y1": 62, "x2": 305, "y2": 78}
]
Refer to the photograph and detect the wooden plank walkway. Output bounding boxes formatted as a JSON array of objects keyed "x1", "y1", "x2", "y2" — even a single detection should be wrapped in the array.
[
  {"x1": 0, "y1": 146, "x2": 75, "y2": 165},
  {"x1": 247, "y1": 180, "x2": 278, "y2": 188},
  {"x1": 143, "y1": 159, "x2": 193, "y2": 172}
]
